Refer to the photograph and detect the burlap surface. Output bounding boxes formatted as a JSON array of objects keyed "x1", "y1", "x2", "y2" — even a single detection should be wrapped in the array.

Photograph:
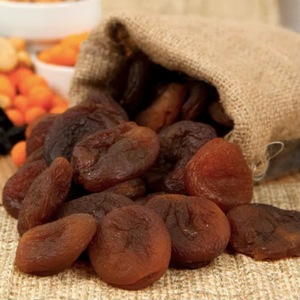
[
  {"x1": 0, "y1": 181, "x2": 299, "y2": 300},
  {"x1": 70, "y1": 12, "x2": 300, "y2": 178}
]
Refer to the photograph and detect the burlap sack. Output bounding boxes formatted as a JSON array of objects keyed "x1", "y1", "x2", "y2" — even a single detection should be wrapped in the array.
[{"x1": 70, "y1": 11, "x2": 300, "y2": 178}]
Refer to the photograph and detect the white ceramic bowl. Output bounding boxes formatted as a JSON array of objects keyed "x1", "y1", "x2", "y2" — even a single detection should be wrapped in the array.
[
  {"x1": 0, "y1": 0, "x2": 101, "y2": 42},
  {"x1": 32, "y1": 54, "x2": 74, "y2": 99}
]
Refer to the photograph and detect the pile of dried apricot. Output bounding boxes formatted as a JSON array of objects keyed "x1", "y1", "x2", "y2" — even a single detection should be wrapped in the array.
[{"x1": 2, "y1": 52, "x2": 299, "y2": 290}]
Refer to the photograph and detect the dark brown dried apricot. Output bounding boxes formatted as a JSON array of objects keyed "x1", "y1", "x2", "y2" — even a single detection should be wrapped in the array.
[
  {"x1": 102, "y1": 178, "x2": 146, "y2": 200},
  {"x1": 17, "y1": 157, "x2": 73, "y2": 235},
  {"x1": 181, "y1": 81, "x2": 209, "y2": 120},
  {"x1": 145, "y1": 194, "x2": 230, "y2": 268},
  {"x1": 56, "y1": 192, "x2": 134, "y2": 222},
  {"x1": 227, "y1": 204, "x2": 300, "y2": 260},
  {"x1": 24, "y1": 147, "x2": 45, "y2": 164},
  {"x1": 185, "y1": 138, "x2": 253, "y2": 212},
  {"x1": 15, "y1": 214, "x2": 97, "y2": 275},
  {"x1": 135, "y1": 83, "x2": 187, "y2": 132},
  {"x1": 120, "y1": 52, "x2": 156, "y2": 117},
  {"x1": 26, "y1": 115, "x2": 57, "y2": 157},
  {"x1": 72, "y1": 122, "x2": 160, "y2": 192},
  {"x1": 84, "y1": 90, "x2": 129, "y2": 123},
  {"x1": 2, "y1": 159, "x2": 48, "y2": 219},
  {"x1": 44, "y1": 103, "x2": 120, "y2": 165},
  {"x1": 88, "y1": 205, "x2": 171, "y2": 290},
  {"x1": 144, "y1": 121, "x2": 216, "y2": 194}
]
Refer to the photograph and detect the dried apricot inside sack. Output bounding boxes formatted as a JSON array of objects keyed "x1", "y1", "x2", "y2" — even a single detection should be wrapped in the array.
[
  {"x1": 185, "y1": 138, "x2": 253, "y2": 212},
  {"x1": 15, "y1": 214, "x2": 97, "y2": 275},
  {"x1": 88, "y1": 205, "x2": 171, "y2": 290}
]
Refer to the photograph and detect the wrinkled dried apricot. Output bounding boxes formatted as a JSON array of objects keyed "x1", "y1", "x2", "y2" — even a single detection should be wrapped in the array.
[
  {"x1": 102, "y1": 178, "x2": 146, "y2": 200},
  {"x1": 15, "y1": 214, "x2": 97, "y2": 275},
  {"x1": 88, "y1": 205, "x2": 171, "y2": 290},
  {"x1": 25, "y1": 147, "x2": 45, "y2": 164},
  {"x1": 2, "y1": 159, "x2": 48, "y2": 219},
  {"x1": 56, "y1": 192, "x2": 134, "y2": 222},
  {"x1": 26, "y1": 114, "x2": 57, "y2": 157},
  {"x1": 227, "y1": 204, "x2": 300, "y2": 260},
  {"x1": 144, "y1": 121, "x2": 216, "y2": 194},
  {"x1": 44, "y1": 103, "x2": 120, "y2": 164},
  {"x1": 146, "y1": 194, "x2": 230, "y2": 268},
  {"x1": 135, "y1": 83, "x2": 187, "y2": 132},
  {"x1": 72, "y1": 122, "x2": 160, "y2": 192},
  {"x1": 185, "y1": 138, "x2": 253, "y2": 212},
  {"x1": 84, "y1": 90, "x2": 129, "y2": 123},
  {"x1": 17, "y1": 157, "x2": 73, "y2": 235},
  {"x1": 120, "y1": 52, "x2": 156, "y2": 117}
]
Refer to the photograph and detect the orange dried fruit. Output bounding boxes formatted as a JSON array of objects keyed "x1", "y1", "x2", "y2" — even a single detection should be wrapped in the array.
[
  {"x1": 9, "y1": 67, "x2": 33, "y2": 87},
  {"x1": 28, "y1": 85, "x2": 53, "y2": 110},
  {"x1": 11, "y1": 141, "x2": 26, "y2": 167},
  {"x1": 0, "y1": 93, "x2": 12, "y2": 109},
  {"x1": 61, "y1": 32, "x2": 88, "y2": 51},
  {"x1": 49, "y1": 105, "x2": 68, "y2": 114},
  {"x1": 25, "y1": 107, "x2": 47, "y2": 124},
  {"x1": 51, "y1": 95, "x2": 67, "y2": 107},
  {"x1": 49, "y1": 45, "x2": 78, "y2": 67},
  {"x1": 5, "y1": 108, "x2": 24, "y2": 126},
  {"x1": 37, "y1": 49, "x2": 52, "y2": 64},
  {"x1": 19, "y1": 75, "x2": 48, "y2": 96},
  {"x1": 13, "y1": 95, "x2": 30, "y2": 114},
  {"x1": 0, "y1": 74, "x2": 16, "y2": 99}
]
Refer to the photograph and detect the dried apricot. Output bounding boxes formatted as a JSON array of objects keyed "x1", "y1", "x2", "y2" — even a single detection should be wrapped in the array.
[
  {"x1": 56, "y1": 192, "x2": 134, "y2": 222},
  {"x1": 102, "y1": 178, "x2": 146, "y2": 200},
  {"x1": 88, "y1": 205, "x2": 171, "y2": 290},
  {"x1": 146, "y1": 194, "x2": 230, "y2": 268},
  {"x1": 227, "y1": 204, "x2": 300, "y2": 260},
  {"x1": 185, "y1": 138, "x2": 253, "y2": 212},
  {"x1": 25, "y1": 147, "x2": 45, "y2": 164},
  {"x1": 181, "y1": 81, "x2": 209, "y2": 120},
  {"x1": 16, "y1": 214, "x2": 97, "y2": 275},
  {"x1": 17, "y1": 157, "x2": 73, "y2": 235},
  {"x1": 136, "y1": 83, "x2": 186, "y2": 132},
  {"x1": 72, "y1": 122, "x2": 160, "y2": 192},
  {"x1": 11, "y1": 140, "x2": 26, "y2": 167},
  {"x1": 26, "y1": 114, "x2": 57, "y2": 157},
  {"x1": 144, "y1": 121, "x2": 216, "y2": 194},
  {"x1": 5, "y1": 108, "x2": 24, "y2": 126},
  {"x1": 2, "y1": 159, "x2": 47, "y2": 219},
  {"x1": 44, "y1": 103, "x2": 120, "y2": 165},
  {"x1": 25, "y1": 107, "x2": 47, "y2": 124}
]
